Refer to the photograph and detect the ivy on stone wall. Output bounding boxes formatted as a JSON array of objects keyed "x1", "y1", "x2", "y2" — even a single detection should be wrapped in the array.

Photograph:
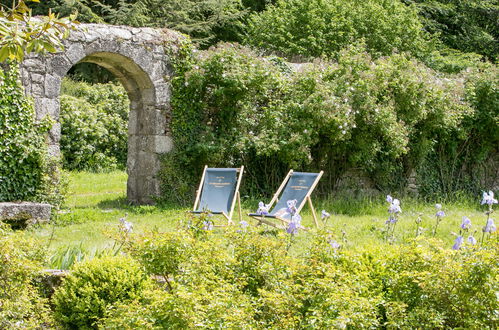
[{"x1": 0, "y1": 64, "x2": 53, "y2": 202}]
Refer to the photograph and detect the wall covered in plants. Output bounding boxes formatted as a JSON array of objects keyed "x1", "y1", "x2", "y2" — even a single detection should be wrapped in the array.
[
  {"x1": 163, "y1": 43, "x2": 497, "y2": 204},
  {"x1": 0, "y1": 64, "x2": 55, "y2": 203}
]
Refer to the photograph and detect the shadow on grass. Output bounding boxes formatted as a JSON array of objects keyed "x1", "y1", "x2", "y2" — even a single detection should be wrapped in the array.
[{"x1": 96, "y1": 196, "x2": 187, "y2": 214}]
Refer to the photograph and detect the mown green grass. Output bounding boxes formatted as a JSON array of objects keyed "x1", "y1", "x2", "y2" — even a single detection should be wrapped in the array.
[{"x1": 27, "y1": 171, "x2": 487, "y2": 267}]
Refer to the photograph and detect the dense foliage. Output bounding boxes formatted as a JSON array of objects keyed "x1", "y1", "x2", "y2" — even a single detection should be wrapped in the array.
[
  {"x1": 410, "y1": 0, "x2": 498, "y2": 62},
  {"x1": 0, "y1": 0, "x2": 76, "y2": 62},
  {"x1": 0, "y1": 223, "x2": 53, "y2": 328},
  {"x1": 20, "y1": 0, "x2": 498, "y2": 64},
  {"x1": 418, "y1": 64, "x2": 499, "y2": 197},
  {"x1": 245, "y1": 0, "x2": 434, "y2": 60},
  {"x1": 52, "y1": 256, "x2": 151, "y2": 328},
  {"x1": 60, "y1": 78, "x2": 129, "y2": 171},
  {"x1": 163, "y1": 43, "x2": 496, "y2": 203},
  {"x1": 0, "y1": 64, "x2": 54, "y2": 202},
  {"x1": 97, "y1": 224, "x2": 499, "y2": 328}
]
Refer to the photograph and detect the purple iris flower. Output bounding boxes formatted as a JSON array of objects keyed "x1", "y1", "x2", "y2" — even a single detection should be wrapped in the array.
[
  {"x1": 119, "y1": 218, "x2": 133, "y2": 233},
  {"x1": 286, "y1": 221, "x2": 299, "y2": 235},
  {"x1": 286, "y1": 199, "x2": 298, "y2": 215},
  {"x1": 202, "y1": 220, "x2": 213, "y2": 231},
  {"x1": 388, "y1": 199, "x2": 401, "y2": 214},
  {"x1": 239, "y1": 220, "x2": 249, "y2": 228},
  {"x1": 386, "y1": 195, "x2": 393, "y2": 203},
  {"x1": 467, "y1": 235, "x2": 477, "y2": 245},
  {"x1": 256, "y1": 201, "x2": 270, "y2": 215},
  {"x1": 461, "y1": 216, "x2": 471, "y2": 230},
  {"x1": 481, "y1": 191, "x2": 498, "y2": 206},
  {"x1": 436, "y1": 210, "x2": 445, "y2": 217},
  {"x1": 483, "y1": 218, "x2": 497, "y2": 233},
  {"x1": 286, "y1": 214, "x2": 301, "y2": 235},
  {"x1": 329, "y1": 240, "x2": 340, "y2": 249},
  {"x1": 452, "y1": 236, "x2": 463, "y2": 250},
  {"x1": 321, "y1": 210, "x2": 331, "y2": 220}
]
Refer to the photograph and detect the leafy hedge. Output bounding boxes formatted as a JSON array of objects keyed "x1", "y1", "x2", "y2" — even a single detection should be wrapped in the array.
[
  {"x1": 0, "y1": 64, "x2": 53, "y2": 202},
  {"x1": 60, "y1": 78, "x2": 129, "y2": 172},
  {"x1": 163, "y1": 43, "x2": 492, "y2": 203},
  {"x1": 98, "y1": 227, "x2": 498, "y2": 328},
  {"x1": 245, "y1": 0, "x2": 434, "y2": 60}
]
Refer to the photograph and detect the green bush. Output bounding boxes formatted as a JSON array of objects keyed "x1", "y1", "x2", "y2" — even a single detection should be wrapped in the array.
[
  {"x1": 0, "y1": 64, "x2": 54, "y2": 202},
  {"x1": 52, "y1": 256, "x2": 151, "y2": 329},
  {"x1": 60, "y1": 78, "x2": 129, "y2": 171},
  {"x1": 245, "y1": 0, "x2": 434, "y2": 60},
  {"x1": 101, "y1": 227, "x2": 498, "y2": 328},
  {"x1": 165, "y1": 43, "x2": 471, "y2": 202},
  {"x1": 0, "y1": 223, "x2": 53, "y2": 328},
  {"x1": 417, "y1": 64, "x2": 499, "y2": 198}
]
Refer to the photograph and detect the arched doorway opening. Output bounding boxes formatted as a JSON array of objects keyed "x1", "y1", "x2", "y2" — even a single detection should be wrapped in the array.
[{"x1": 19, "y1": 24, "x2": 178, "y2": 204}]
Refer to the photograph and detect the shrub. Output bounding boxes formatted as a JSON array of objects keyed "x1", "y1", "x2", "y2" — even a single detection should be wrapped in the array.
[
  {"x1": 103, "y1": 227, "x2": 498, "y2": 328},
  {"x1": 59, "y1": 78, "x2": 129, "y2": 171},
  {"x1": 245, "y1": 0, "x2": 434, "y2": 60},
  {"x1": 0, "y1": 64, "x2": 53, "y2": 202},
  {"x1": 417, "y1": 64, "x2": 499, "y2": 197},
  {"x1": 0, "y1": 223, "x2": 53, "y2": 328},
  {"x1": 165, "y1": 43, "x2": 471, "y2": 202},
  {"x1": 52, "y1": 256, "x2": 151, "y2": 329}
]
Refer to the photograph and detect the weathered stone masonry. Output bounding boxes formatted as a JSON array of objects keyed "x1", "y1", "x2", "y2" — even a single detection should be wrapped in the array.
[{"x1": 20, "y1": 24, "x2": 184, "y2": 204}]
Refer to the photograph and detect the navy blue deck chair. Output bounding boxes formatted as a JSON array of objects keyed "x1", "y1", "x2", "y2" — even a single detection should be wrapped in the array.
[
  {"x1": 248, "y1": 170, "x2": 323, "y2": 229},
  {"x1": 192, "y1": 166, "x2": 244, "y2": 225}
]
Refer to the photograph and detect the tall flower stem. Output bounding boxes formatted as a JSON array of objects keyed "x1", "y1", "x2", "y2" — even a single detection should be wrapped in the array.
[{"x1": 480, "y1": 207, "x2": 491, "y2": 244}]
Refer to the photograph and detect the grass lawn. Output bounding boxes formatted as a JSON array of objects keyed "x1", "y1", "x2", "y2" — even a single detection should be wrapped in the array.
[{"x1": 27, "y1": 171, "x2": 487, "y2": 267}]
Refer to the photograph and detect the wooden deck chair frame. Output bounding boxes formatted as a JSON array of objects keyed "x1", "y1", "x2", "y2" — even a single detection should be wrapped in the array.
[
  {"x1": 193, "y1": 165, "x2": 244, "y2": 226},
  {"x1": 249, "y1": 170, "x2": 324, "y2": 229}
]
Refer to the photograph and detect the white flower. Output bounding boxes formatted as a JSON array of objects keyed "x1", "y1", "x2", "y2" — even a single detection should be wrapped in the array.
[
  {"x1": 435, "y1": 203, "x2": 442, "y2": 210},
  {"x1": 321, "y1": 210, "x2": 331, "y2": 219},
  {"x1": 481, "y1": 191, "x2": 498, "y2": 206}
]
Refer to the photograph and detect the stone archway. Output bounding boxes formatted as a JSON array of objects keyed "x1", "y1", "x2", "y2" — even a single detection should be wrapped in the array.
[{"x1": 19, "y1": 24, "x2": 184, "y2": 204}]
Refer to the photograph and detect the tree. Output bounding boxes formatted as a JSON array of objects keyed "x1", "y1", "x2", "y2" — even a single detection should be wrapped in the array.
[{"x1": 0, "y1": 0, "x2": 77, "y2": 62}]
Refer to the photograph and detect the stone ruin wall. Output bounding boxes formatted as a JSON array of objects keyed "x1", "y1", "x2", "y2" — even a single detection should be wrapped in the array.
[{"x1": 20, "y1": 24, "x2": 184, "y2": 204}]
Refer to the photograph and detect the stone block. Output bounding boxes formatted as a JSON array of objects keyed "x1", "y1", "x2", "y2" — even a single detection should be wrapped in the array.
[
  {"x1": 109, "y1": 27, "x2": 133, "y2": 40},
  {"x1": 153, "y1": 135, "x2": 173, "y2": 154},
  {"x1": 0, "y1": 202, "x2": 52, "y2": 228},
  {"x1": 35, "y1": 98, "x2": 59, "y2": 121},
  {"x1": 65, "y1": 43, "x2": 86, "y2": 65},
  {"x1": 48, "y1": 55, "x2": 72, "y2": 77},
  {"x1": 48, "y1": 144, "x2": 60, "y2": 157},
  {"x1": 44, "y1": 74, "x2": 61, "y2": 98},
  {"x1": 49, "y1": 123, "x2": 61, "y2": 143}
]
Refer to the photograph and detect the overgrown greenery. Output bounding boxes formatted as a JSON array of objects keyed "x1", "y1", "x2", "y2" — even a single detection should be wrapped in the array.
[
  {"x1": 60, "y1": 78, "x2": 129, "y2": 171},
  {"x1": 21, "y1": 0, "x2": 498, "y2": 64},
  {"x1": 245, "y1": 0, "x2": 435, "y2": 60},
  {"x1": 0, "y1": 223, "x2": 53, "y2": 328},
  {"x1": 0, "y1": 64, "x2": 54, "y2": 202},
  {"x1": 98, "y1": 225, "x2": 498, "y2": 328},
  {"x1": 53, "y1": 255, "x2": 152, "y2": 328},
  {"x1": 410, "y1": 0, "x2": 498, "y2": 62},
  {"x1": 164, "y1": 43, "x2": 497, "y2": 203}
]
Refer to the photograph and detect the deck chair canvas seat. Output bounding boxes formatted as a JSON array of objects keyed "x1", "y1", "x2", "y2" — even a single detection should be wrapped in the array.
[
  {"x1": 192, "y1": 166, "x2": 244, "y2": 225},
  {"x1": 249, "y1": 170, "x2": 323, "y2": 229}
]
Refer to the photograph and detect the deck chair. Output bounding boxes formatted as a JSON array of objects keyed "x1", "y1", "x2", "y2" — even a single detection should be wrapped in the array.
[
  {"x1": 248, "y1": 170, "x2": 324, "y2": 229},
  {"x1": 192, "y1": 166, "x2": 244, "y2": 225}
]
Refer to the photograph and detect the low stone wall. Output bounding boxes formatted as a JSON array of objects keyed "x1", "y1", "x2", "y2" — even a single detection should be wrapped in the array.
[{"x1": 0, "y1": 202, "x2": 52, "y2": 228}]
